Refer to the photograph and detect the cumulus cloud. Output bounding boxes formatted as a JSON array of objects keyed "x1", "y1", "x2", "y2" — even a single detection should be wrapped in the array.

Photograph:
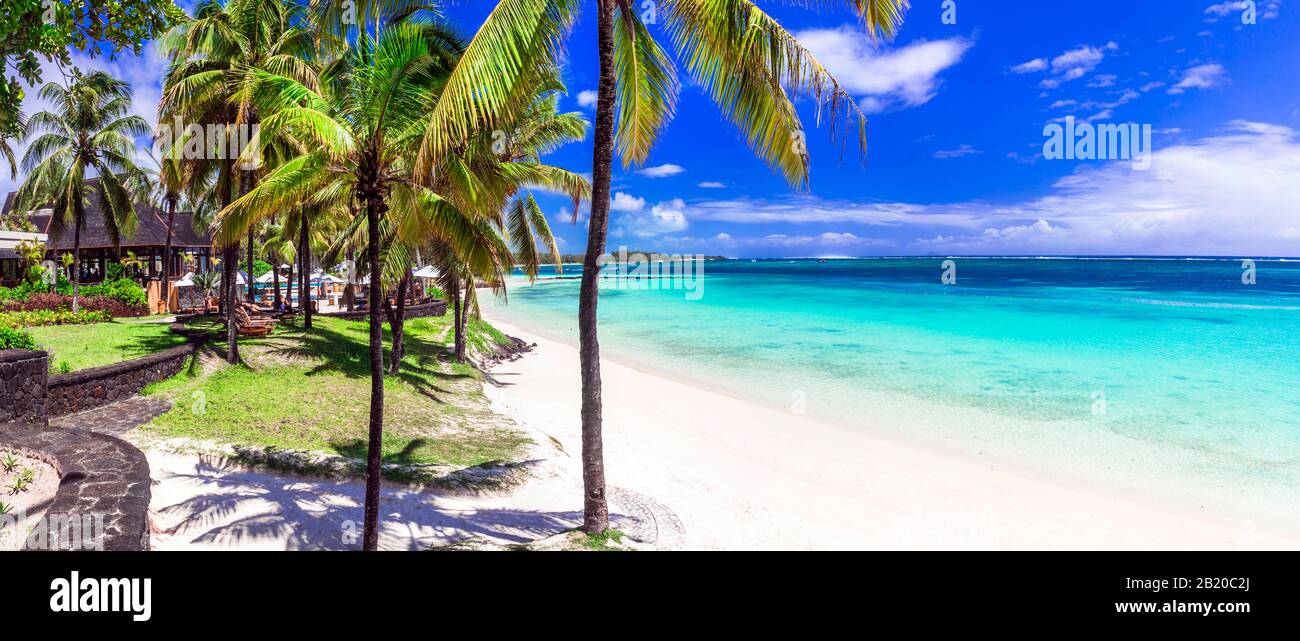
[
  {"x1": 1168, "y1": 63, "x2": 1228, "y2": 94},
  {"x1": 698, "y1": 181, "x2": 726, "y2": 189},
  {"x1": 915, "y1": 120, "x2": 1300, "y2": 255},
  {"x1": 795, "y1": 28, "x2": 972, "y2": 112},
  {"x1": 614, "y1": 198, "x2": 689, "y2": 237},
  {"x1": 610, "y1": 192, "x2": 646, "y2": 212},
  {"x1": 1, "y1": 44, "x2": 167, "y2": 196},
  {"x1": 636, "y1": 163, "x2": 684, "y2": 178},
  {"x1": 576, "y1": 90, "x2": 597, "y2": 109}
]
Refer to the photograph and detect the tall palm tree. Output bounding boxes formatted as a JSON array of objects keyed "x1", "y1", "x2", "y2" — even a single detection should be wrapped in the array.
[
  {"x1": 566, "y1": 0, "x2": 910, "y2": 532},
  {"x1": 13, "y1": 70, "x2": 149, "y2": 312},
  {"x1": 160, "y1": 0, "x2": 318, "y2": 360},
  {"x1": 136, "y1": 131, "x2": 202, "y2": 305}
]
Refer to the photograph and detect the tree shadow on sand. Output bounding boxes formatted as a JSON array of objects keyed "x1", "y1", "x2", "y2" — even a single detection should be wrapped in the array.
[{"x1": 151, "y1": 455, "x2": 591, "y2": 550}]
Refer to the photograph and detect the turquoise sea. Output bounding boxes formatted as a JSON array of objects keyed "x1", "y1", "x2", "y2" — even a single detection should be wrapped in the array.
[{"x1": 480, "y1": 258, "x2": 1300, "y2": 525}]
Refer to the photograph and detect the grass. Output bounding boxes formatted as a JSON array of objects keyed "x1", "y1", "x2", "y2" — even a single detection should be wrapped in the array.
[
  {"x1": 27, "y1": 316, "x2": 188, "y2": 371},
  {"x1": 139, "y1": 313, "x2": 525, "y2": 470},
  {"x1": 580, "y1": 529, "x2": 628, "y2": 551}
]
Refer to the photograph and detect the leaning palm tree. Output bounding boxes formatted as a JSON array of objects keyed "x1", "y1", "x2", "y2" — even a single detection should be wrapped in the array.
[
  {"x1": 440, "y1": 0, "x2": 909, "y2": 533},
  {"x1": 13, "y1": 70, "x2": 150, "y2": 312}
]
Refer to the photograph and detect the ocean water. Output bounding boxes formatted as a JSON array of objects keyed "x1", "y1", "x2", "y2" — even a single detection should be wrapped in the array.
[{"x1": 480, "y1": 258, "x2": 1300, "y2": 525}]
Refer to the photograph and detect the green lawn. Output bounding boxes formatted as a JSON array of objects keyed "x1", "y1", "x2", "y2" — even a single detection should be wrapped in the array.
[
  {"x1": 139, "y1": 313, "x2": 526, "y2": 470},
  {"x1": 28, "y1": 316, "x2": 189, "y2": 372}
]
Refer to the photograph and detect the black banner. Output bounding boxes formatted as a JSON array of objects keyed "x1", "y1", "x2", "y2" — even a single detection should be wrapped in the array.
[{"x1": 4, "y1": 551, "x2": 1294, "y2": 630}]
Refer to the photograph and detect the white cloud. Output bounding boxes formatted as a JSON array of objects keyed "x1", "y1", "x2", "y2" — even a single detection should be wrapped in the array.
[
  {"x1": 915, "y1": 120, "x2": 1300, "y2": 255},
  {"x1": 795, "y1": 28, "x2": 972, "y2": 112},
  {"x1": 1024, "y1": 42, "x2": 1119, "y2": 90},
  {"x1": 610, "y1": 192, "x2": 646, "y2": 212},
  {"x1": 1087, "y1": 74, "x2": 1117, "y2": 88},
  {"x1": 576, "y1": 90, "x2": 597, "y2": 109},
  {"x1": 1204, "y1": 1, "x2": 1280, "y2": 21},
  {"x1": 615, "y1": 198, "x2": 689, "y2": 237},
  {"x1": 933, "y1": 144, "x2": 982, "y2": 159},
  {"x1": 636, "y1": 163, "x2": 684, "y2": 178},
  {"x1": 1168, "y1": 63, "x2": 1228, "y2": 94},
  {"x1": 1010, "y1": 58, "x2": 1048, "y2": 74},
  {"x1": 698, "y1": 181, "x2": 726, "y2": 189},
  {"x1": 1, "y1": 44, "x2": 166, "y2": 196}
]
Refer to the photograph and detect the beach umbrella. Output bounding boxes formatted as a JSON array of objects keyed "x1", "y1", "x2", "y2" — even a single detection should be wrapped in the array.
[
  {"x1": 412, "y1": 265, "x2": 439, "y2": 279},
  {"x1": 174, "y1": 272, "x2": 196, "y2": 287},
  {"x1": 255, "y1": 271, "x2": 276, "y2": 283}
]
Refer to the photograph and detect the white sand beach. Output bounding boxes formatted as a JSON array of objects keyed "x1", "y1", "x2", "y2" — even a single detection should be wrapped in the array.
[{"x1": 473, "y1": 315, "x2": 1300, "y2": 551}]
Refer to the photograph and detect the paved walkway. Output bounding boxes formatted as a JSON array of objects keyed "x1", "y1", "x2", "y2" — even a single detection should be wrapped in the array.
[{"x1": 49, "y1": 396, "x2": 172, "y2": 435}]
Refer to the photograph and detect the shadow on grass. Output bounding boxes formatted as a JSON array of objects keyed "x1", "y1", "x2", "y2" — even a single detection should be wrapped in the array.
[{"x1": 259, "y1": 317, "x2": 473, "y2": 404}]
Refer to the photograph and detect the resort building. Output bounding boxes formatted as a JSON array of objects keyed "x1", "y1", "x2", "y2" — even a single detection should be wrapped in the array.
[{"x1": 0, "y1": 184, "x2": 214, "y2": 288}]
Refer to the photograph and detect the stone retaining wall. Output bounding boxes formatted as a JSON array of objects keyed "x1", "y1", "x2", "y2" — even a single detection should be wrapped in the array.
[
  {"x1": 0, "y1": 349, "x2": 48, "y2": 426},
  {"x1": 0, "y1": 425, "x2": 152, "y2": 550},
  {"x1": 46, "y1": 340, "x2": 197, "y2": 418}
]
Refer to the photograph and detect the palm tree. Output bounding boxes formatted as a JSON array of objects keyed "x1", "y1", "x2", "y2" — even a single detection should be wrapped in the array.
[
  {"x1": 160, "y1": 0, "x2": 318, "y2": 361},
  {"x1": 217, "y1": 0, "x2": 578, "y2": 546},
  {"x1": 559, "y1": 0, "x2": 910, "y2": 532},
  {"x1": 13, "y1": 69, "x2": 149, "y2": 312},
  {"x1": 137, "y1": 132, "x2": 199, "y2": 305}
]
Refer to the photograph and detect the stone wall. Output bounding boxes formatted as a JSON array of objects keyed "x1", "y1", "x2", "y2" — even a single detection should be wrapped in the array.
[
  {"x1": 319, "y1": 299, "x2": 447, "y2": 322},
  {"x1": 0, "y1": 349, "x2": 48, "y2": 426},
  {"x1": 45, "y1": 341, "x2": 196, "y2": 417},
  {"x1": 0, "y1": 425, "x2": 152, "y2": 550}
]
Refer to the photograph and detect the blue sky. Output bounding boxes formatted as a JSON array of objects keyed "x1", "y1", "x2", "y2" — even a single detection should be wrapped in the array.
[{"x1": 7, "y1": 1, "x2": 1299, "y2": 256}]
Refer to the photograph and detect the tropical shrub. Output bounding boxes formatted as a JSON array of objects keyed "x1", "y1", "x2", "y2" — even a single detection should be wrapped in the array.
[
  {"x1": 0, "y1": 325, "x2": 37, "y2": 350},
  {"x1": 80, "y1": 278, "x2": 148, "y2": 307},
  {"x1": 80, "y1": 296, "x2": 149, "y2": 317},
  {"x1": 0, "y1": 309, "x2": 112, "y2": 328}
]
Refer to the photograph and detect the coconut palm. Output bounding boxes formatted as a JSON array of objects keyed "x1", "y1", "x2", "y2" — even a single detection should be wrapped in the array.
[
  {"x1": 212, "y1": 5, "x2": 579, "y2": 547},
  {"x1": 12, "y1": 70, "x2": 150, "y2": 312},
  {"x1": 552, "y1": 0, "x2": 909, "y2": 533},
  {"x1": 159, "y1": 0, "x2": 319, "y2": 360}
]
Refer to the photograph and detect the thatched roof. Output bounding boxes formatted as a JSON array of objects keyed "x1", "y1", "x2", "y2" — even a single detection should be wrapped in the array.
[{"x1": 1, "y1": 180, "x2": 212, "y2": 251}]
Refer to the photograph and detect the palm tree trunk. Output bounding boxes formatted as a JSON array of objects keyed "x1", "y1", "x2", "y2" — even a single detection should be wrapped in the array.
[
  {"x1": 575, "y1": 0, "x2": 617, "y2": 534},
  {"x1": 300, "y1": 213, "x2": 312, "y2": 330},
  {"x1": 162, "y1": 196, "x2": 176, "y2": 308},
  {"x1": 362, "y1": 195, "x2": 385, "y2": 551},
  {"x1": 285, "y1": 257, "x2": 294, "y2": 312},
  {"x1": 453, "y1": 276, "x2": 466, "y2": 363},
  {"x1": 225, "y1": 168, "x2": 241, "y2": 364},
  {"x1": 387, "y1": 272, "x2": 409, "y2": 375},
  {"x1": 271, "y1": 252, "x2": 282, "y2": 309},
  {"x1": 345, "y1": 247, "x2": 356, "y2": 311},
  {"x1": 70, "y1": 215, "x2": 82, "y2": 313},
  {"x1": 246, "y1": 226, "x2": 256, "y2": 303},
  {"x1": 224, "y1": 239, "x2": 240, "y2": 363}
]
